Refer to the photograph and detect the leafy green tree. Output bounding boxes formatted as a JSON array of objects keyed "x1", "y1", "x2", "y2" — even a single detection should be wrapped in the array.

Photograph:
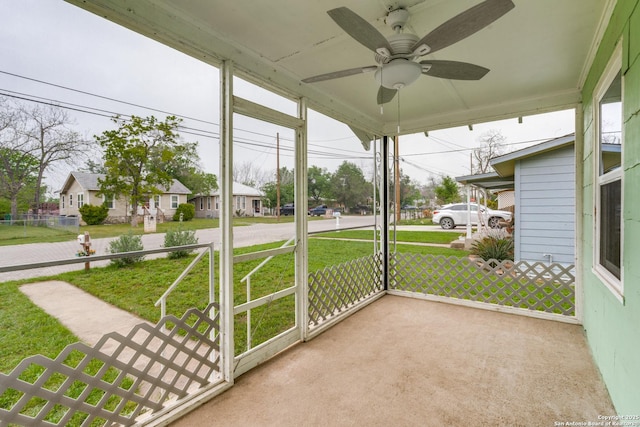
[
  {"x1": 398, "y1": 171, "x2": 421, "y2": 207},
  {"x1": 96, "y1": 115, "x2": 200, "y2": 226},
  {"x1": 0, "y1": 148, "x2": 39, "y2": 218},
  {"x1": 308, "y1": 165, "x2": 332, "y2": 204},
  {"x1": 160, "y1": 141, "x2": 217, "y2": 196},
  {"x1": 330, "y1": 161, "x2": 372, "y2": 212},
  {"x1": 261, "y1": 167, "x2": 295, "y2": 210},
  {"x1": 434, "y1": 176, "x2": 461, "y2": 204}
]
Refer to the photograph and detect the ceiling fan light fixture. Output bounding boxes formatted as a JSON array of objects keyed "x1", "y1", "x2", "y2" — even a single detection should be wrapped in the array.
[{"x1": 374, "y1": 59, "x2": 421, "y2": 89}]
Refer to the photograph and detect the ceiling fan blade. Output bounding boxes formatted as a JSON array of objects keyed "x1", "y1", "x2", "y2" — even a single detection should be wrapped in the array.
[
  {"x1": 412, "y1": 0, "x2": 515, "y2": 55},
  {"x1": 328, "y1": 7, "x2": 392, "y2": 54},
  {"x1": 421, "y1": 60, "x2": 489, "y2": 80},
  {"x1": 302, "y1": 66, "x2": 378, "y2": 83},
  {"x1": 377, "y1": 86, "x2": 397, "y2": 105}
]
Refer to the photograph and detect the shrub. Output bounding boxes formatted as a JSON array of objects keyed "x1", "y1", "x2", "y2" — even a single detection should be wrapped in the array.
[
  {"x1": 108, "y1": 232, "x2": 145, "y2": 267},
  {"x1": 173, "y1": 203, "x2": 195, "y2": 221},
  {"x1": 164, "y1": 225, "x2": 198, "y2": 259},
  {"x1": 78, "y1": 204, "x2": 109, "y2": 225},
  {"x1": 470, "y1": 234, "x2": 514, "y2": 265}
]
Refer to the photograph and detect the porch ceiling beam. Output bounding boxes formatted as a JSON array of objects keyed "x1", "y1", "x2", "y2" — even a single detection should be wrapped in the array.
[
  {"x1": 233, "y1": 96, "x2": 304, "y2": 130},
  {"x1": 391, "y1": 89, "x2": 581, "y2": 135}
]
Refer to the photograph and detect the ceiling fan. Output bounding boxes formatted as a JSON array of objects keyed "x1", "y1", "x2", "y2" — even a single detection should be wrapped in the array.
[{"x1": 302, "y1": 0, "x2": 515, "y2": 105}]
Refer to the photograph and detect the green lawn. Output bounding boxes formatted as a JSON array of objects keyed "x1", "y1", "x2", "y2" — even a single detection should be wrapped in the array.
[
  {"x1": 0, "y1": 223, "x2": 77, "y2": 246},
  {"x1": 315, "y1": 229, "x2": 462, "y2": 245},
  {"x1": 0, "y1": 237, "x2": 467, "y2": 375}
]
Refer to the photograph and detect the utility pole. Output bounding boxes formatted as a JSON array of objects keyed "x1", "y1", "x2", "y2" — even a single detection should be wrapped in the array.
[{"x1": 276, "y1": 132, "x2": 280, "y2": 221}]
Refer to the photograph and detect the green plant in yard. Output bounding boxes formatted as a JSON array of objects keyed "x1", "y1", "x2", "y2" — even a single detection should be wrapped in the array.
[
  {"x1": 164, "y1": 225, "x2": 198, "y2": 259},
  {"x1": 172, "y1": 203, "x2": 195, "y2": 221},
  {"x1": 78, "y1": 203, "x2": 109, "y2": 225},
  {"x1": 108, "y1": 232, "x2": 145, "y2": 267},
  {"x1": 470, "y1": 234, "x2": 514, "y2": 264}
]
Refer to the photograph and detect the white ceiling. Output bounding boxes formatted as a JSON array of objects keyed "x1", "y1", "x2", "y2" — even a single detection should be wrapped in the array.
[{"x1": 66, "y1": 0, "x2": 612, "y2": 136}]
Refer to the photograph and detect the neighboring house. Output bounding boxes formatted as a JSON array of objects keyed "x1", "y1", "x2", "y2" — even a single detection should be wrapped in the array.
[
  {"x1": 495, "y1": 190, "x2": 514, "y2": 210},
  {"x1": 457, "y1": 134, "x2": 576, "y2": 266},
  {"x1": 58, "y1": 171, "x2": 191, "y2": 223},
  {"x1": 190, "y1": 181, "x2": 264, "y2": 218}
]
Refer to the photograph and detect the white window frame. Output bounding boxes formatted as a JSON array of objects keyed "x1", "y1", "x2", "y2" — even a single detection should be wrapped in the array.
[
  {"x1": 61, "y1": 195, "x2": 65, "y2": 209},
  {"x1": 69, "y1": 193, "x2": 73, "y2": 207},
  {"x1": 154, "y1": 195, "x2": 161, "y2": 209},
  {"x1": 171, "y1": 195, "x2": 179, "y2": 209},
  {"x1": 200, "y1": 197, "x2": 204, "y2": 210},
  {"x1": 215, "y1": 196, "x2": 219, "y2": 210},
  {"x1": 593, "y1": 41, "x2": 624, "y2": 302},
  {"x1": 77, "y1": 193, "x2": 84, "y2": 208},
  {"x1": 103, "y1": 194, "x2": 115, "y2": 209},
  {"x1": 235, "y1": 196, "x2": 246, "y2": 211},
  {"x1": 207, "y1": 196, "x2": 211, "y2": 210}
]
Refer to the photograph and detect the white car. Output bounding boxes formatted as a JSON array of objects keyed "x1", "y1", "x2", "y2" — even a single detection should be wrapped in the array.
[{"x1": 432, "y1": 203, "x2": 512, "y2": 230}]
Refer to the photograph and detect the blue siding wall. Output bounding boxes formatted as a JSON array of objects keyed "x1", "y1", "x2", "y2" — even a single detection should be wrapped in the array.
[{"x1": 514, "y1": 146, "x2": 575, "y2": 265}]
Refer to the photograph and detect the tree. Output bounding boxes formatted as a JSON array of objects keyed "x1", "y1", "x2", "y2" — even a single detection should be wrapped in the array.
[
  {"x1": 261, "y1": 167, "x2": 294, "y2": 210},
  {"x1": 96, "y1": 115, "x2": 198, "y2": 226},
  {"x1": 330, "y1": 161, "x2": 372, "y2": 212},
  {"x1": 81, "y1": 159, "x2": 107, "y2": 174},
  {"x1": 434, "y1": 176, "x2": 460, "y2": 204},
  {"x1": 308, "y1": 166, "x2": 332, "y2": 204},
  {"x1": 0, "y1": 98, "x2": 91, "y2": 214},
  {"x1": 233, "y1": 161, "x2": 269, "y2": 189},
  {"x1": 472, "y1": 129, "x2": 506, "y2": 174},
  {"x1": 398, "y1": 171, "x2": 421, "y2": 207},
  {"x1": 0, "y1": 148, "x2": 39, "y2": 218}
]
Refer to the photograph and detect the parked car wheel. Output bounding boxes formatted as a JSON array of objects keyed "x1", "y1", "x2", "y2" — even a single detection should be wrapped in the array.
[
  {"x1": 439, "y1": 217, "x2": 455, "y2": 229},
  {"x1": 488, "y1": 216, "x2": 501, "y2": 229}
]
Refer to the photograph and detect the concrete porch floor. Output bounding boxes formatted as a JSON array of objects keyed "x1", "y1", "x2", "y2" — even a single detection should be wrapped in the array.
[{"x1": 173, "y1": 296, "x2": 614, "y2": 426}]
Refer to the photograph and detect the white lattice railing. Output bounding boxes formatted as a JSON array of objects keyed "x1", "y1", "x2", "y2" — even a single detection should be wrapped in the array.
[
  {"x1": 0, "y1": 303, "x2": 222, "y2": 427},
  {"x1": 390, "y1": 253, "x2": 575, "y2": 318},
  {"x1": 308, "y1": 253, "x2": 384, "y2": 327}
]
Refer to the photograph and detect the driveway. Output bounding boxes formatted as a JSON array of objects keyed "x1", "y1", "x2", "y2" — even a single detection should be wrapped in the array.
[{"x1": 0, "y1": 215, "x2": 376, "y2": 282}]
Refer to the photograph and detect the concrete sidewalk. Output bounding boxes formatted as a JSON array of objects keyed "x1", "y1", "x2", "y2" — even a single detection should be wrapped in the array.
[{"x1": 20, "y1": 280, "x2": 150, "y2": 346}]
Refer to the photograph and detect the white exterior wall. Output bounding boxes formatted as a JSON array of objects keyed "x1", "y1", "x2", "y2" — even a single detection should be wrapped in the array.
[{"x1": 515, "y1": 146, "x2": 575, "y2": 265}]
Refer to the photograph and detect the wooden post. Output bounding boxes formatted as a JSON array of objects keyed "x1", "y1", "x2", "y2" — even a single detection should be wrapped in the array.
[{"x1": 84, "y1": 231, "x2": 91, "y2": 271}]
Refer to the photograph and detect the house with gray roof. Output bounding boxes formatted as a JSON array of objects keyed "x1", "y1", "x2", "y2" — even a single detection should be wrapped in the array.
[
  {"x1": 190, "y1": 181, "x2": 264, "y2": 218},
  {"x1": 58, "y1": 171, "x2": 191, "y2": 223},
  {"x1": 457, "y1": 134, "x2": 577, "y2": 266}
]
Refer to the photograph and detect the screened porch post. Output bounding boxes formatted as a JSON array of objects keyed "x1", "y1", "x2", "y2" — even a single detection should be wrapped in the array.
[
  {"x1": 382, "y1": 135, "x2": 390, "y2": 291},
  {"x1": 295, "y1": 97, "x2": 309, "y2": 341},
  {"x1": 219, "y1": 60, "x2": 234, "y2": 384}
]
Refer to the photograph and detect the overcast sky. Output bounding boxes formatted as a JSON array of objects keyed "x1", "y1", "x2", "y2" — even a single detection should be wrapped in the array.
[{"x1": 1, "y1": 0, "x2": 575, "y2": 194}]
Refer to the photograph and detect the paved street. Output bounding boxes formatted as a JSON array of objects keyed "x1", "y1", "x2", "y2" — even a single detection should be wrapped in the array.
[{"x1": 0, "y1": 215, "x2": 379, "y2": 282}]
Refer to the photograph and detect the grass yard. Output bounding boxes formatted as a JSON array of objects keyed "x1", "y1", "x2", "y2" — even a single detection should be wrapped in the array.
[
  {"x1": 314, "y1": 229, "x2": 462, "y2": 245},
  {"x1": 0, "y1": 236, "x2": 468, "y2": 376},
  {"x1": 0, "y1": 224, "x2": 77, "y2": 246}
]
